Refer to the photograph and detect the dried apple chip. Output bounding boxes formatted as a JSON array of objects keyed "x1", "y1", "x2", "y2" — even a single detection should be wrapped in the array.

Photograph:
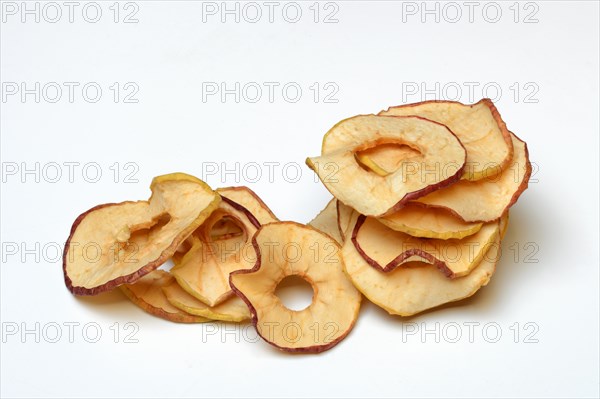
[
  {"x1": 379, "y1": 99, "x2": 513, "y2": 180},
  {"x1": 308, "y1": 199, "x2": 343, "y2": 244},
  {"x1": 377, "y1": 202, "x2": 483, "y2": 240},
  {"x1": 120, "y1": 270, "x2": 209, "y2": 323},
  {"x1": 343, "y1": 213, "x2": 507, "y2": 316},
  {"x1": 63, "y1": 173, "x2": 221, "y2": 296},
  {"x1": 217, "y1": 186, "x2": 278, "y2": 225},
  {"x1": 352, "y1": 215, "x2": 500, "y2": 278},
  {"x1": 162, "y1": 281, "x2": 250, "y2": 322},
  {"x1": 171, "y1": 187, "x2": 278, "y2": 306},
  {"x1": 414, "y1": 133, "x2": 531, "y2": 222},
  {"x1": 230, "y1": 222, "x2": 361, "y2": 353},
  {"x1": 307, "y1": 115, "x2": 466, "y2": 216}
]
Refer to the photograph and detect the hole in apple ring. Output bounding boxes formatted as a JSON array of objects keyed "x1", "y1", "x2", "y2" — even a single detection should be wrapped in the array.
[
  {"x1": 355, "y1": 142, "x2": 422, "y2": 176},
  {"x1": 274, "y1": 275, "x2": 315, "y2": 311},
  {"x1": 114, "y1": 213, "x2": 172, "y2": 261}
]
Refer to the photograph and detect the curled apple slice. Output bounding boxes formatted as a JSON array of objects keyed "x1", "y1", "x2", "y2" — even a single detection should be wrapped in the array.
[
  {"x1": 415, "y1": 133, "x2": 531, "y2": 222},
  {"x1": 162, "y1": 281, "x2": 250, "y2": 322},
  {"x1": 171, "y1": 187, "x2": 278, "y2": 306},
  {"x1": 63, "y1": 173, "x2": 221, "y2": 296},
  {"x1": 230, "y1": 222, "x2": 361, "y2": 353},
  {"x1": 120, "y1": 270, "x2": 209, "y2": 323},
  {"x1": 379, "y1": 99, "x2": 513, "y2": 181},
  {"x1": 307, "y1": 115, "x2": 466, "y2": 216},
  {"x1": 352, "y1": 215, "x2": 500, "y2": 278},
  {"x1": 343, "y1": 213, "x2": 507, "y2": 316},
  {"x1": 217, "y1": 186, "x2": 278, "y2": 225},
  {"x1": 308, "y1": 199, "x2": 343, "y2": 244},
  {"x1": 377, "y1": 202, "x2": 483, "y2": 240}
]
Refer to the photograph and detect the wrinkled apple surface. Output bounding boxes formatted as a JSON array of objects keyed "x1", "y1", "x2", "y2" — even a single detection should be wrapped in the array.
[
  {"x1": 414, "y1": 133, "x2": 531, "y2": 222},
  {"x1": 308, "y1": 199, "x2": 343, "y2": 244},
  {"x1": 163, "y1": 281, "x2": 250, "y2": 322},
  {"x1": 352, "y1": 215, "x2": 500, "y2": 278},
  {"x1": 380, "y1": 99, "x2": 513, "y2": 180},
  {"x1": 377, "y1": 202, "x2": 483, "y2": 239},
  {"x1": 307, "y1": 115, "x2": 466, "y2": 216},
  {"x1": 64, "y1": 173, "x2": 220, "y2": 295},
  {"x1": 343, "y1": 213, "x2": 507, "y2": 316},
  {"x1": 230, "y1": 222, "x2": 361, "y2": 353},
  {"x1": 121, "y1": 270, "x2": 209, "y2": 323}
]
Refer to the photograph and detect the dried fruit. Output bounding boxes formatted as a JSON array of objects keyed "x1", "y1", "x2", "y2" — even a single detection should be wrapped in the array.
[
  {"x1": 307, "y1": 115, "x2": 467, "y2": 216},
  {"x1": 121, "y1": 270, "x2": 209, "y2": 323},
  {"x1": 171, "y1": 187, "x2": 277, "y2": 306},
  {"x1": 336, "y1": 200, "x2": 354, "y2": 242},
  {"x1": 352, "y1": 215, "x2": 500, "y2": 278},
  {"x1": 308, "y1": 199, "x2": 343, "y2": 244},
  {"x1": 63, "y1": 173, "x2": 220, "y2": 295},
  {"x1": 162, "y1": 281, "x2": 250, "y2": 322},
  {"x1": 230, "y1": 222, "x2": 361, "y2": 353},
  {"x1": 380, "y1": 99, "x2": 513, "y2": 180},
  {"x1": 217, "y1": 186, "x2": 277, "y2": 225},
  {"x1": 378, "y1": 202, "x2": 483, "y2": 239},
  {"x1": 414, "y1": 133, "x2": 531, "y2": 222},
  {"x1": 343, "y1": 212, "x2": 507, "y2": 316}
]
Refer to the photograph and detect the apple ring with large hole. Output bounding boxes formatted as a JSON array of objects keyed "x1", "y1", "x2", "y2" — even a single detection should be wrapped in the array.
[
  {"x1": 63, "y1": 173, "x2": 220, "y2": 296},
  {"x1": 379, "y1": 99, "x2": 513, "y2": 181},
  {"x1": 171, "y1": 187, "x2": 278, "y2": 307},
  {"x1": 230, "y1": 222, "x2": 361, "y2": 353},
  {"x1": 307, "y1": 115, "x2": 466, "y2": 217},
  {"x1": 343, "y1": 212, "x2": 507, "y2": 316}
]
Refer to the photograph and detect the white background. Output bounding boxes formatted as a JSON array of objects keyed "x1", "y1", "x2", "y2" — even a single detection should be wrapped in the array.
[{"x1": 1, "y1": 1, "x2": 599, "y2": 398}]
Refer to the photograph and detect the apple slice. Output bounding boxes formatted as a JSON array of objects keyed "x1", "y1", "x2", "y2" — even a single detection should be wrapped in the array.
[
  {"x1": 307, "y1": 115, "x2": 466, "y2": 216},
  {"x1": 162, "y1": 281, "x2": 250, "y2": 322},
  {"x1": 120, "y1": 270, "x2": 209, "y2": 323},
  {"x1": 171, "y1": 187, "x2": 278, "y2": 306},
  {"x1": 377, "y1": 202, "x2": 483, "y2": 239},
  {"x1": 308, "y1": 199, "x2": 343, "y2": 244},
  {"x1": 379, "y1": 99, "x2": 513, "y2": 180},
  {"x1": 414, "y1": 133, "x2": 531, "y2": 222},
  {"x1": 352, "y1": 215, "x2": 500, "y2": 278},
  {"x1": 230, "y1": 222, "x2": 361, "y2": 353},
  {"x1": 336, "y1": 200, "x2": 354, "y2": 242},
  {"x1": 343, "y1": 213, "x2": 507, "y2": 316},
  {"x1": 217, "y1": 186, "x2": 278, "y2": 225},
  {"x1": 63, "y1": 173, "x2": 221, "y2": 296}
]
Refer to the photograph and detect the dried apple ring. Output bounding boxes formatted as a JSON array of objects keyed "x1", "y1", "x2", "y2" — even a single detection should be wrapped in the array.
[
  {"x1": 63, "y1": 173, "x2": 220, "y2": 296},
  {"x1": 352, "y1": 215, "x2": 500, "y2": 278},
  {"x1": 230, "y1": 222, "x2": 361, "y2": 353},
  {"x1": 379, "y1": 99, "x2": 514, "y2": 181},
  {"x1": 343, "y1": 212, "x2": 508, "y2": 316},
  {"x1": 307, "y1": 115, "x2": 466, "y2": 216}
]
